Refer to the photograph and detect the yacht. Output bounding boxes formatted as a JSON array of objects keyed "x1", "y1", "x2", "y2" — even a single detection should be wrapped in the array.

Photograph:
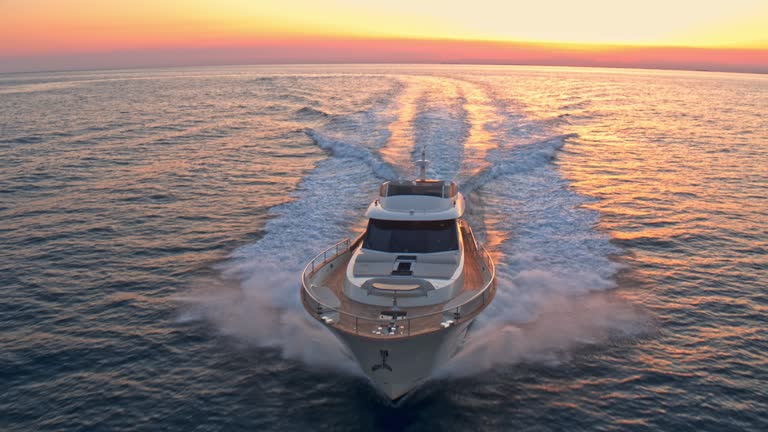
[{"x1": 300, "y1": 152, "x2": 496, "y2": 400}]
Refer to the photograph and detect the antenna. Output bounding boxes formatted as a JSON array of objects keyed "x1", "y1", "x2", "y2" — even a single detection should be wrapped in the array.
[{"x1": 416, "y1": 144, "x2": 429, "y2": 180}]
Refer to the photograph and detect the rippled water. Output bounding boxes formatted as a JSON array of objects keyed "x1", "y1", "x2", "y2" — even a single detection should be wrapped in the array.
[{"x1": 1, "y1": 65, "x2": 766, "y2": 431}]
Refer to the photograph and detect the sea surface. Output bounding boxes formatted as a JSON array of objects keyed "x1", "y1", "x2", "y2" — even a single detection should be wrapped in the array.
[{"x1": 1, "y1": 65, "x2": 766, "y2": 431}]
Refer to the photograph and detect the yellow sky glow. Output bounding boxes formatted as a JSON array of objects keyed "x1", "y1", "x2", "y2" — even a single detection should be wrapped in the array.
[
  {"x1": 2, "y1": 0, "x2": 767, "y2": 55},
  {"x1": 1, "y1": 0, "x2": 766, "y2": 74},
  {"x1": 205, "y1": 0, "x2": 768, "y2": 47}
]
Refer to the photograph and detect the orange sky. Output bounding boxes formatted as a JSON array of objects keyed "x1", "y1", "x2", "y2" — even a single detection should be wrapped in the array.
[{"x1": 1, "y1": 0, "x2": 767, "y2": 73}]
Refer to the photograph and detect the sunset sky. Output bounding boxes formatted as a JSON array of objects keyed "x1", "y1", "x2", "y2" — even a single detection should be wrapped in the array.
[{"x1": 1, "y1": 0, "x2": 767, "y2": 73}]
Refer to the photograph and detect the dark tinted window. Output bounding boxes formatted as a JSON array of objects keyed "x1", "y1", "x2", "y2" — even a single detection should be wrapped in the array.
[
  {"x1": 363, "y1": 219, "x2": 458, "y2": 253},
  {"x1": 381, "y1": 180, "x2": 457, "y2": 198},
  {"x1": 386, "y1": 182, "x2": 445, "y2": 198}
]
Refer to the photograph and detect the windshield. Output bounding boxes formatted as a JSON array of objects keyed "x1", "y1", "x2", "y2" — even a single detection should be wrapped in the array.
[{"x1": 362, "y1": 219, "x2": 458, "y2": 253}]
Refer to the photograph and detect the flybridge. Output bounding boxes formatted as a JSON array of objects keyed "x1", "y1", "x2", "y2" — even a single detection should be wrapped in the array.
[
  {"x1": 369, "y1": 179, "x2": 465, "y2": 221},
  {"x1": 379, "y1": 180, "x2": 458, "y2": 199},
  {"x1": 369, "y1": 147, "x2": 464, "y2": 221}
]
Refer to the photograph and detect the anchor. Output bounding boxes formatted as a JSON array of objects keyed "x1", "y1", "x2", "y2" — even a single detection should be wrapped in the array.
[{"x1": 371, "y1": 349, "x2": 392, "y2": 372}]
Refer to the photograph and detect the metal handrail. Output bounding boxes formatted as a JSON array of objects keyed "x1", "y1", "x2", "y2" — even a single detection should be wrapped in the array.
[
  {"x1": 300, "y1": 233, "x2": 496, "y2": 337},
  {"x1": 305, "y1": 238, "x2": 353, "y2": 277}
]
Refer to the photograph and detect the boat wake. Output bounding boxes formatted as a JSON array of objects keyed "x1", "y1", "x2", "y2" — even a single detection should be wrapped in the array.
[
  {"x1": 177, "y1": 73, "x2": 652, "y2": 382},
  {"x1": 442, "y1": 292, "x2": 649, "y2": 377}
]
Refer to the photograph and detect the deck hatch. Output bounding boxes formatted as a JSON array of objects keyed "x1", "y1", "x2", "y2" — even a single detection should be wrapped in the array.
[{"x1": 392, "y1": 255, "x2": 417, "y2": 276}]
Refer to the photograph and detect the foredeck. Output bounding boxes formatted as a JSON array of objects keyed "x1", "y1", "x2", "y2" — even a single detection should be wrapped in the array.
[{"x1": 301, "y1": 222, "x2": 496, "y2": 339}]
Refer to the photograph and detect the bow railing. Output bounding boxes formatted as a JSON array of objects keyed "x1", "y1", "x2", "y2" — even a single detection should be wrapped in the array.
[{"x1": 300, "y1": 231, "x2": 496, "y2": 338}]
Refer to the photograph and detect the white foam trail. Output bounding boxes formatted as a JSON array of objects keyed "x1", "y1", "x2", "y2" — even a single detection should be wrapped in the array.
[
  {"x1": 411, "y1": 78, "x2": 469, "y2": 180},
  {"x1": 459, "y1": 134, "x2": 576, "y2": 195},
  {"x1": 176, "y1": 273, "x2": 359, "y2": 373},
  {"x1": 378, "y1": 76, "x2": 425, "y2": 176},
  {"x1": 178, "y1": 78, "x2": 404, "y2": 375},
  {"x1": 455, "y1": 80, "x2": 501, "y2": 182},
  {"x1": 180, "y1": 73, "x2": 650, "y2": 380},
  {"x1": 440, "y1": 292, "x2": 649, "y2": 376},
  {"x1": 305, "y1": 128, "x2": 399, "y2": 181},
  {"x1": 376, "y1": 76, "x2": 473, "y2": 180},
  {"x1": 437, "y1": 79, "x2": 649, "y2": 376}
]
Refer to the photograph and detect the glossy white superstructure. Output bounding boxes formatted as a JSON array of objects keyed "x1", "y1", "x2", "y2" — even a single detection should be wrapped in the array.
[{"x1": 300, "y1": 155, "x2": 495, "y2": 400}]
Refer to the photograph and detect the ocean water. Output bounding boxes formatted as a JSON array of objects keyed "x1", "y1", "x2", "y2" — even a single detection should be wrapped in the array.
[{"x1": 1, "y1": 64, "x2": 766, "y2": 431}]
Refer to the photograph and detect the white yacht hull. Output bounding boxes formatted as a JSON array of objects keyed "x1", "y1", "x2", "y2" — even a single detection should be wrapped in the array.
[
  {"x1": 300, "y1": 181, "x2": 496, "y2": 400},
  {"x1": 331, "y1": 320, "x2": 473, "y2": 400}
]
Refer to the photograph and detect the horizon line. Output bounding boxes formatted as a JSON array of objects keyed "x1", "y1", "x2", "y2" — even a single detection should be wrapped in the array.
[
  {"x1": 2, "y1": 37, "x2": 767, "y2": 75},
  {"x1": 3, "y1": 61, "x2": 767, "y2": 77}
]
